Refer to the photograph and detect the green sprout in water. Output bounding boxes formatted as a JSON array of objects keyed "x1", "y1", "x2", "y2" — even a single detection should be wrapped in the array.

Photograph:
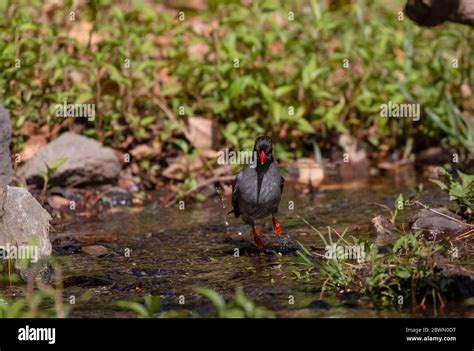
[{"x1": 38, "y1": 158, "x2": 67, "y2": 194}]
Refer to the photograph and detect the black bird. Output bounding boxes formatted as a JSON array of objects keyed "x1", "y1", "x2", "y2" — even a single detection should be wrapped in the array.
[{"x1": 230, "y1": 136, "x2": 284, "y2": 249}]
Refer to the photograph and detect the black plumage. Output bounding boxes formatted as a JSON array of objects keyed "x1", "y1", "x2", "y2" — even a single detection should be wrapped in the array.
[{"x1": 231, "y1": 136, "x2": 284, "y2": 249}]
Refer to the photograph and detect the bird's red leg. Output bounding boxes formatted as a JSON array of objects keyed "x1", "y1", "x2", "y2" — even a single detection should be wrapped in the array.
[
  {"x1": 272, "y1": 216, "x2": 282, "y2": 237},
  {"x1": 252, "y1": 225, "x2": 264, "y2": 251}
]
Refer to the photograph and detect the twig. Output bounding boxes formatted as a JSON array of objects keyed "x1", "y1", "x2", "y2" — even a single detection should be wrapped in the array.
[
  {"x1": 373, "y1": 202, "x2": 395, "y2": 222},
  {"x1": 415, "y1": 200, "x2": 472, "y2": 226},
  {"x1": 455, "y1": 228, "x2": 474, "y2": 241},
  {"x1": 319, "y1": 278, "x2": 329, "y2": 299},
  {"x1": 331, "y1": 227, "x2": 352, "y2": 246}
]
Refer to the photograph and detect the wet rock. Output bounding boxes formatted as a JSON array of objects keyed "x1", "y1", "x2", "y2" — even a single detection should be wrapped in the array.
[
  {"x1": 370, "y1": 215, "x2": 397, "y2": 246},
  {"x1": 82, "y1": 245, "x2": 109, "y2": 257},
  {"x1": 19, "y1": 262, "x2": 55, "y2": 285},
  {"x1": 99, "y1": 187, "x2": 132, "y2": 208},
  {"x1": 0, "y1": 186, "x2": 52, "y2": 261},
  {"x1": 371, "y1": 215, "x2": 396, "y2": 236},
  {"x1": 18, "y1": 132, "x2": 121, "y2": 187},
  {"x1": 433, "y1": 262, "x2": 474, "y2": 301},
  {"x1": 410, "y1": 207, "x2": 471, "y2": 240},
  {"x1": 415, "y1": 147, "x2": 452, "y2": 170},
  {"x1": 52, "y1": 237, "x2": 82, "y2": 255},
  {"x1": 308, "y1": 299, "x2": 331, "y2": 310},
  {"x1": 436, "y1": 261, "x2": 474, "y2": 280}
]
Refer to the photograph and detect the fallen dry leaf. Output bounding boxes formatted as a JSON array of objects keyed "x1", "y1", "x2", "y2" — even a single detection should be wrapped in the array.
[
  {"x1": 47, "y1": 195, "x2": 70, "y2": 210},
  {"x1": 68, "y1": 21, "x2": 102, "y2": 49},
  {"x1": 460, "y1": 83, "x2": 472, "y2": 98},
  {"x1": 187, "y1": 42, "x2": 210, "y2": 61},
  {"x1": 130, "y1": 144, "x2": 154, "y2": 160},
  {"x1": 187, "y1": 116, "x2": 218, "y2": 150},
  {"x1": 20, "y1": 135, "x2": 48, "y2": 162}
]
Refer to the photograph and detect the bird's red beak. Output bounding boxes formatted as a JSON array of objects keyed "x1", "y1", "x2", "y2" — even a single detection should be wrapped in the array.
[{"x1": 259, "y1": 150, "x2": 266, "y2": 165}]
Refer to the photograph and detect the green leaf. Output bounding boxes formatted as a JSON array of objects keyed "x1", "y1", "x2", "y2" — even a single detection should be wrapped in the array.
[
  {"x1": 395, "y1": 193, "x2": 404, "y2": 210},
  {"x1": 228, "y1": 76, "x2": 250, "y2": 99},
  {"x1": 144, "y1": 295, "x2": 161, "y2": 314},
  {"x1": 395, "y1": 270, "x2": 411, "y2": 279},
  {"x1": 260, "y1": 83, "x2": 274, "y2": 103},
  {"x1": 296, "y1": 118, "x2": 315, "y2": 133},
  {"x1": 234, "y1": 288, "x2": 254, "y2": 313},
  {"x1": 430, "y1": 179, "x2": 448, "y2": 191},
  {"x1": 141, "y1": 116, "x2": 156, "y2": 126},
  {"x1": 201, "y1": 81, "x2": 218, "y2": 95},
  {"x1": 195, "y1": 287, "x2": 226, "y2": 311},
  {"x1": 116, "y1": 301, "x2": 150, "y2": 318}
]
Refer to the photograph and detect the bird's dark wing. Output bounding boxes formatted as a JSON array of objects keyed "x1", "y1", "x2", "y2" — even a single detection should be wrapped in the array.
[{"x1": 230, "y1": 174, "x2": 241, "y2": 218}]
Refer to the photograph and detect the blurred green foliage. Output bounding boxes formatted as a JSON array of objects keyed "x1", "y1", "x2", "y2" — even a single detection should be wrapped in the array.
[
  {"x1": 116, "y1": 287, "x2": 274, "y2": 318},
  {"x1": 0, "y1": 0, "x2": 472, "y2": 165}
]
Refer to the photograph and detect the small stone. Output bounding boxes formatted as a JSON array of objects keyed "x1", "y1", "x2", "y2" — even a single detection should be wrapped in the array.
[
  {"x1": 308, "y1": 300, "x2": 331, "y2": 310},
  {"x1": 99, "y1": 187, "x2": 132, "y2": 208},
  {"x1": 410, "y1": 208, "x2": 471, "y2": 240},
  {"x1": 82, "y1": 245, "x2": 109, "y2": 257},
  {"x1": 371, "y1": 215, "x2": 397, "y2": 236}
]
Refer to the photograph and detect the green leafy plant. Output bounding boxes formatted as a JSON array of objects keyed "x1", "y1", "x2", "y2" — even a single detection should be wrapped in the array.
[
  {"x1": 116, "y1": 295, "x2": 185, "y2": 318},
  {"x1": 426, "y1": 96, "x2": 474, "y2": 155},
  {"x1": 431, "y1": 168, "x2": 474, "y2": 220},
  {"x1": 2, "y1": 0, "x2": 473, "y2": 177},
  {"x1": 0, "y1": 263, "x2": 70, "y2": 318},
  {"x1": 195, "y1": 287, "x2": 274, "y2": 318},
  {"x1": 363, "y1": 233, "x2": 443, "y2": 309},
  {"x1": 295, "y1": 216, "x2": 456, "y2": 312},
  {"x1": 116, "y1": 288, "x2": 274, "y2": 318},
  {"x1": 295, "y1": 222, "x2": 356, "y2": 292}
]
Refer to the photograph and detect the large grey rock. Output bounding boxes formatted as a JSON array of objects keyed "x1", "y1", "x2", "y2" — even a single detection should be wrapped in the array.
[
  {"x1": 0, "y1": 186, "x2": 52, "y2": 261},
  {"x1": 18, "y1": 132, "x2": 121, "y2": 187},
  {"x1": 0, "y1": 106, "x2": 53, "y2": 282},
  {"x1": 0, "y1": 105, "x2": 12, "y2": 218}
]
